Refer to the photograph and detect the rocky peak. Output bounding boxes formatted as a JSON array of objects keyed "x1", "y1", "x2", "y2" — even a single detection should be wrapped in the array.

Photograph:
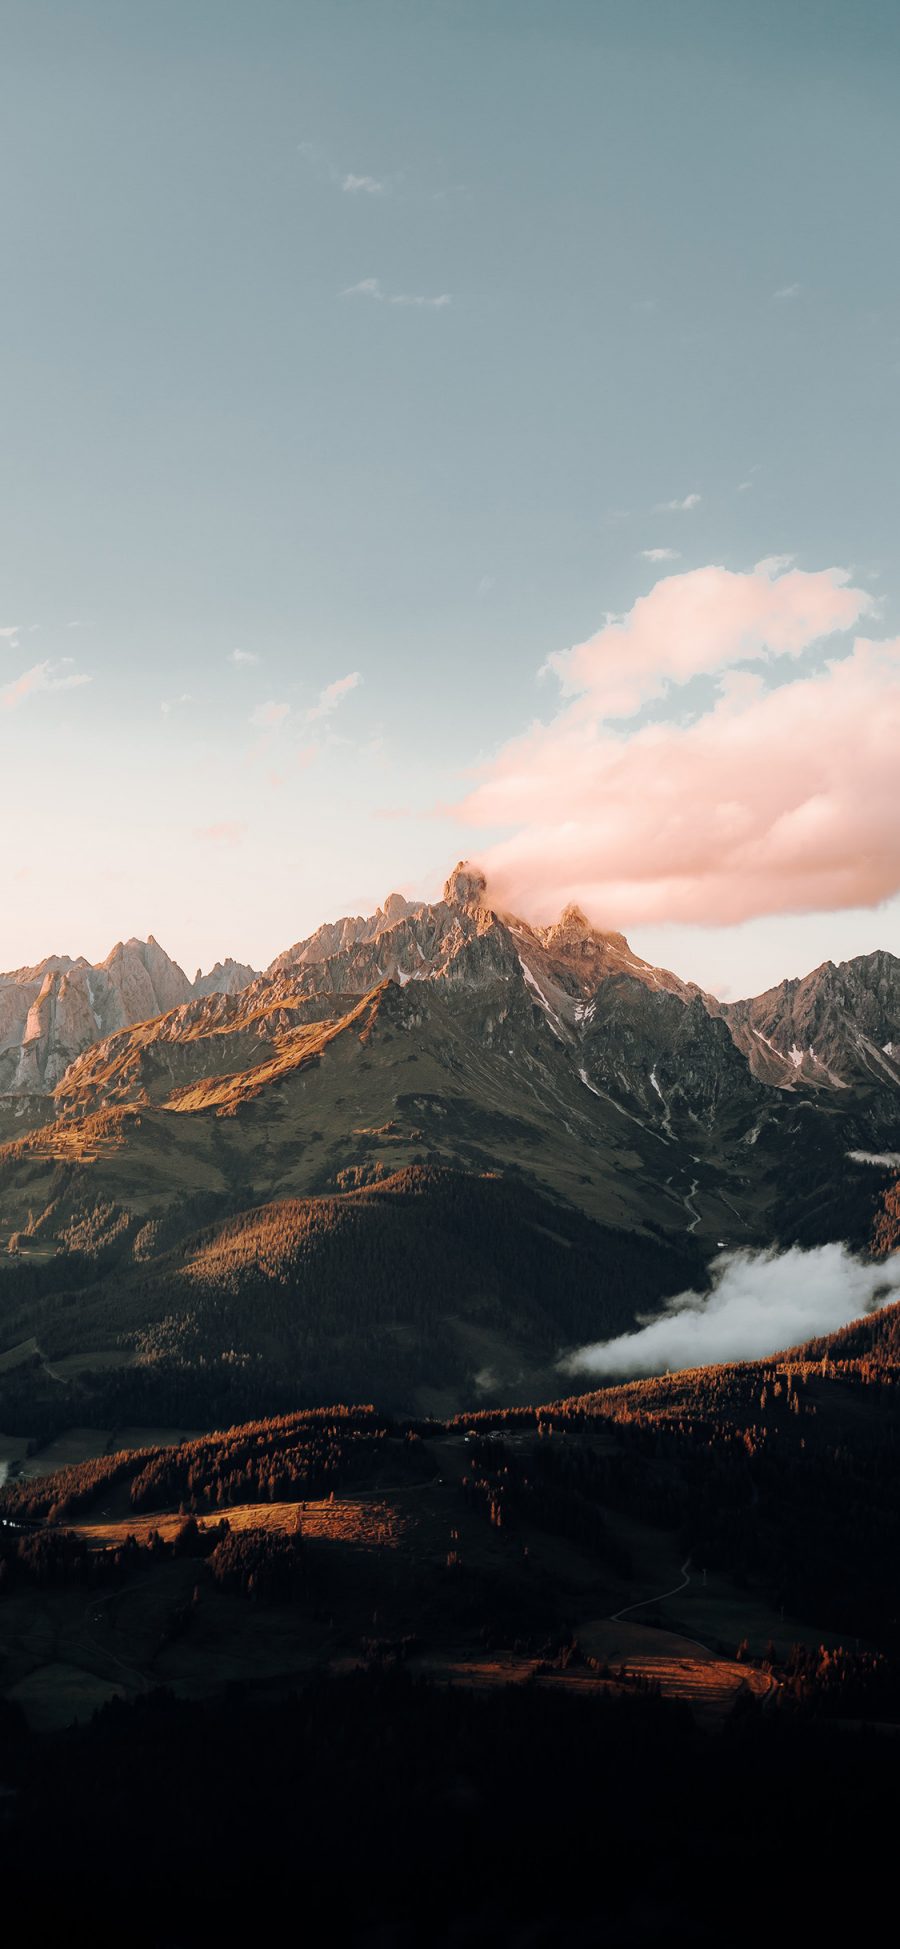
[
  {"x1": 540, "y1": 905, "x2": 604, "y2": 949},
  {"x1": 192, "y1": 958, "x2": 260, "y2": 999},
  {"x1": 443, "y1": 862, "x2": 489, "y2": 911},
  {"x1": 380, "y1": 891, "x2": 416, "y2": 924}
]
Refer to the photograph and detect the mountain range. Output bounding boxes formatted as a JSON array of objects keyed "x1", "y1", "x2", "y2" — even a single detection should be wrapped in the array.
[{"x1": 0, "y1": 861, "x2": 897, "y2": 1423}]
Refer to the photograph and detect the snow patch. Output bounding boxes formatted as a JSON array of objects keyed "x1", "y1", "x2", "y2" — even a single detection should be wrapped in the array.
[{"x1": 517, "y1": 955, "x2": 567, "y2": 1043}]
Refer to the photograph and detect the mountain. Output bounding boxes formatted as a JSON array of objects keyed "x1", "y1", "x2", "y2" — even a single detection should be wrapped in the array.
[
  {"x1": 0, "y1": 939, "x2": 258, "y2": 1136},
  {"x1": 0, "y1": 861, "x2": 897, "y2": 1426},
  {"x1": 713, "y1": 951, "x2": 900, "y2": 1091}
]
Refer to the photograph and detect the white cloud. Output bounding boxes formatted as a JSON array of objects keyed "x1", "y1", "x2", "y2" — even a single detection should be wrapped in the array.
[
  {"x1": 343, "y1": 173, "x2": 384, "y2": 195},
  {"x1": 391, "y1": 291, "x2": 451, "y2": 309},
  {"x1": 639, "y1": 548, "x2": 681, "y2": 562},
  {"x1": 0, "y1": 625, "x2": 21, "y2": 646},
  {"x1": 229, "y1": 649, "x2": 259, "y2": 666},
  {"x1": 343, "y1": 277, "x2": 384, "y2": 299},
  {"x1": 774, "y1": 282, "x2": 802, "y2": 300},
  {"x1": 656, "y1": 493, "x2": 701, "y2": 512},
  {"x1": 1, "y1": 660, "x2": 90, "y2": 711},
  {"x1": 559, "y1": 1244, "x2": 900, "y2": 1380},
  {"x1": 306, "y1": 671, "x2": 362, "y2": 722},
  {"x1": 342, "y1": 277, "x2": 451, "y2": 309},
  {"x1": 161, "y1": 693, "x2": 192, "y2": 715}
]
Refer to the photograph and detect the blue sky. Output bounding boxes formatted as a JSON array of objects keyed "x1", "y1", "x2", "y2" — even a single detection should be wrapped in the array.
[{"x1": 2, "y1": 1, "x2": 899, "y2": 994}]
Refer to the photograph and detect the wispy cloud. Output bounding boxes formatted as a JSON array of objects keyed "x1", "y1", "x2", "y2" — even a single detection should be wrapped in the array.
[
  {"x1": 161, "y1": 693, "x2": 192, "y2": 715},
  {"x1": 306, "y1": 671, "x2": 362, "y2": 722},
  {"x1": 639, "y1": 548, "x2": 681, "y2": 562},
  {"x1": 343, "y1": 173, "x2": 384, "y2": 195},
  {"x1": 774, "y1": 281, "x2": 801, "y2": 300},
  {"x1": 1, "y1": 659, "x2": 90, "y2": 711},
  {"x1": 229, "y1": 648, "x2": 259, "y2": 666},
  {"x1": 250, "y1": 700, "x2": 290, "y2": 730},
  {"x1": 342, "y1": 277, "x2": 451, "y2": 309},
  {"x1": 655, "y1": 493, "x2": 701, "y2": 512},
  {"x1": 0, "y1": 625, "x2": 21, "y2": 647},
  {"x1": 299, "y1": 141, "x2": 388, "y2": 197}
]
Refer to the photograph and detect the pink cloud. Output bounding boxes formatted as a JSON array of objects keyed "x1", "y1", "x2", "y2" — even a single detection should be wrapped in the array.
[
  {"x1": 547, "y1": 559, "x2": 872, "y2": 719},
  {"x1": 249, "y1": 700, "x2": 290, "y2": 730},
  {"x1": 458, "y1": 563, "x2": 899, "y2": 928},
  {"x1": 1, "y1": 660, "x2": 90, "y2": 711},
  {"x1": 306, "y1": 671, "x2": 362, "y2": 722}
]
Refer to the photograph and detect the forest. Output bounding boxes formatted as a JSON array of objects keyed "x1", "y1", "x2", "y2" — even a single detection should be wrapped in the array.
[{"x1": 1, "y1": 1668, "x2": 900, "y2": 1947}]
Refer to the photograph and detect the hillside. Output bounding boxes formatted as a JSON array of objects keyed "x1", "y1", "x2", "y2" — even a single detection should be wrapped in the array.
[{"x1": 0, "y1": 1166, "x2": 703, "y2": 1429}]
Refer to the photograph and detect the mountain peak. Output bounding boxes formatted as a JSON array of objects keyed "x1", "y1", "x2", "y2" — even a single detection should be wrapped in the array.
[
  {"x1": 381, "y1": 891, "x2": 415, "y2": 923},
  {"x1": 443, "y1": 861, "x2": 488, "y2": 910}
]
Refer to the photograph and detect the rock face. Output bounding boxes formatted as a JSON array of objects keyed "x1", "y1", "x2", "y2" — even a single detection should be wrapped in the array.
[
  {"x1": 0, "y1": 938, "x2": 258, "y2": 1098},
  {"x1": 715, "y1": 951, "x2": 900, "y2": 1092},
  {"x1": 192, "y1": 959, "x2": 259, "y2": 999}
]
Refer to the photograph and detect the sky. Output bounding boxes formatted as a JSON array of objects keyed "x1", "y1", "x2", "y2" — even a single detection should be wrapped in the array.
[{"x1": 2, "y1": 0, "x2": 899, "y2": 997}]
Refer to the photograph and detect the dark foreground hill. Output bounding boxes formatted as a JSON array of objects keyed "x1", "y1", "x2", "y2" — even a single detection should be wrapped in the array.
[{"x1": 3, "y1": 1305, "x2": 900, "y2": 1945}]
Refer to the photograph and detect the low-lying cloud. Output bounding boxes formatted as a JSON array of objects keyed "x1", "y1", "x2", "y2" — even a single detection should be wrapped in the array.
[
  {"x1": 457, "y1": 559, "x2": 900, "y2": 927},
  {"x1": 559, "y1": 1243, "x2": 900, "y2": 1380}
]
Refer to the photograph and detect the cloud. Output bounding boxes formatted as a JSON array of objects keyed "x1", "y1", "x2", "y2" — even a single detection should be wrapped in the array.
[
  {"x1": 343, "y1": 277, "x2": 383, "y2": 299},
  {"x1": 457, "y1": 560, "x2": 894, "y2": 928},
  {"x1": 298, "y1": 142, "x2": 387, "y2": 197},
  {"x1": 342, "y1": 277, "x2": 451, "y2": 309},
  {"x1": 343, "y1": 173, "x2": 384, "y2": 194},
  {"x1": 1, "y1": 660, "x2": 90, "y2": 711},
  {"x1": 229, "y1": 649, "x2": 259, "y2": 666},
  {"x1": 558, "y1": 1244, "x2": 900, "y2": 1380},
  {"x1": 306, "y1": 671, "x2": 361, "y2": 722},
  {"x1": 544, "y1": 558, "x2": 870, "y2": 714},
  {"x1": 392, "y1": 291, "x2": 451, "y2": 309},
  {"x1": 0, "y1": 625, "x2": 21, "y2": 647},
  {"x1": 250, "y1": 700, "x2": 290, "y2": 730},
  {"x1": 639, "y1": 548, "x2": 681, "y2": 562},
  {"x1": 656, "y1": 493, "x2": 701, "y2": 512},
  {"x1": 774, "y1": 282, "x2": 802, "y2": 300},
  {"x1": 161, "y1": 693, "x2": 192, "y2": 715}
]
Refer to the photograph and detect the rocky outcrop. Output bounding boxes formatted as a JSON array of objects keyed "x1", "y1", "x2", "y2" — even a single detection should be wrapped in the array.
[
  {"x1": 269, "y1": 890, "x2": 426, "y2": 975},
  {"x1": 0, "y1": 938, "x2": 258, "y2": 1098}
]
